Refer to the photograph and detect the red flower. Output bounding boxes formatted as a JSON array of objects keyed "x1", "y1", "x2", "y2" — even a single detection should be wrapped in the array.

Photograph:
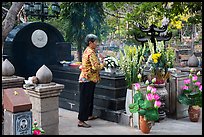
[{"x1": 33, "y1": 129, "x2": 41, "y2": 135}]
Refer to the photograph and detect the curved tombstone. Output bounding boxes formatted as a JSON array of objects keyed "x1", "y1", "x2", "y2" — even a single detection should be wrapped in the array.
[
  {"x1": 188, "y1": 53, "x2": 199, "y2": 67},
  {"x1": 2, "y1": 59, "x2": 15, "y2": 76},
  {"x1": 36, "y1": 65, "x2": 53, "y2": 84},
  {"x1": 3, "y1": 22, "x2": 66, "y2": 79}
]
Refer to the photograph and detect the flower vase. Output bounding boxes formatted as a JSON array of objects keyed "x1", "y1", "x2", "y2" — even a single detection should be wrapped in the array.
[
  {"x1": 188, "y1": 106, "x2": 200, "y2": 122},
  {"x1": 139, "y1": 116, "x2": 152, "y2": 134}
]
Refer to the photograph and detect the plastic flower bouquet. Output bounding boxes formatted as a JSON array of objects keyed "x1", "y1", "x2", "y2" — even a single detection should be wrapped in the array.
[
  {"x1": 129, "y1": 80, "x2": 161, "y2": 121},
  {"x1": 32, "y1": 120, "x2": 45, "y2": 135},
  {"x1": 147, "y1": 40, "x2": 175, "y2": 84},
  {"x1": 178, "y1": 68, "x2": 202, "y2": 107}
]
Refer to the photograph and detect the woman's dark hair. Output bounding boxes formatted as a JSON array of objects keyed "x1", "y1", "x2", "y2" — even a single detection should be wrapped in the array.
[{"x1": 85, "y1": 34, "x2": 98, "y2": 46}]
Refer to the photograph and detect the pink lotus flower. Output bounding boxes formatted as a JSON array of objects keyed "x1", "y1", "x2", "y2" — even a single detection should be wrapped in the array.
[
  {"x1": 189, "y1": 73, "x2": 192, "y2": 78},
  {"x1": 151, "y1": 87, "x2": 157, "y2": 94},
  {"x1": 199, "y1": 85, "x2": 202, "y2": 91},
  {"x1": 195, "y1": 82, "x2": 201, "y2": 87},
  {"x1": 182, "y1": 85, "x2": 189, "y2": 90},
  {"x1": 152, "y1": 78, "x2": 156, "y2": 83},
  {"x1": 154, "y1": 100, "x2": 161, "y2": 108},
  {"x1": 197, "y1": 71, "x2": 201, "y2": 76},
  {"x1": 184, "y1": 79, "x2": 190, "y2": 85},
  {"x1": 146, "y1": 93, "x2": 154, "y2": 101},
  {"x1": 145, "y1": 80, "x2": 149, "y2": 85},
  {"x1": 147, "y1": 85, "x2": 152, "y2": 92},
  {"x1": 190, "y1": 68, "x2": 196, "y2": 73},
  {"x1": 153, "y1": 94, "x2": 160, "y2": 101},
  {"x1": 192, "y1": 75, "x2": 198, "y2": 82},
  {"x1": 134, "y1": 83, "x2": 140, "y2": 91},
  {"x1": 129, "y1": 82, "x2": 162, "y2": 122}
]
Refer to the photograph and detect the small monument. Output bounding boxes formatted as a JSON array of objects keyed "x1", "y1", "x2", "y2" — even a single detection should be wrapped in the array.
[{"x1": 3, "y1": 88, "x2": 32, "y2": 135}]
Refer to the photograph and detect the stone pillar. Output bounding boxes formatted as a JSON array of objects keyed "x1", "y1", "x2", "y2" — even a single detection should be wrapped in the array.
[
  {"x1": 2, "y1": 76, "x2": 25, "y2": 89},
  {"x1": 168, "y1": 72, "x2": 189, "y2": 119},
  {"x1": 2, "y1": 59, "x2": 24, "y2": 89},
  {"x1": 3, "y1": 88, "x2": 32, "y2": 135},
  {"x1": 2, "y1": 59, "x2": 25, "y2": 122},
  {"x1": 26, "y1": 82, "x2": 64, "y2": 135}
]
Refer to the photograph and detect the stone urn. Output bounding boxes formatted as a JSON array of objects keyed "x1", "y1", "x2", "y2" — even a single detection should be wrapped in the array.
[
  {"x1": 36, "y1": 65, "x2": 53, "y2": 84},
  {"x1": 188, "y1": 53, "x2": 199, "y2": 67},
  {"x1": 2, "y1": 59, "x2": 15, "y2": 76}
]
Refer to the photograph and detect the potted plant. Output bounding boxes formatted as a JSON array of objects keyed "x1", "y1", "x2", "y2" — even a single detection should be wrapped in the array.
[
  {"x1": 178, "y1": 68, "x2": 202, "y2": 122},
  {"x1": 129, "y1": 79, "x2": 161, "y2": 134}
]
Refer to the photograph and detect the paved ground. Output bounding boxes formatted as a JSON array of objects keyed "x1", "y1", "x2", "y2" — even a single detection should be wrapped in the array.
[{"x1": 59, "y1": 108, "x2": 202, "y2": 135}]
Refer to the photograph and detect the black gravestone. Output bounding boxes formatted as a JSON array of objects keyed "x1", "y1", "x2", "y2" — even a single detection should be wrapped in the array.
[
  {"x1": 56, "y1": 42, "x2": 74, "y2": 62},
  {"x1": 3, "y1": 22, "x2": 68, "y2": 79}
]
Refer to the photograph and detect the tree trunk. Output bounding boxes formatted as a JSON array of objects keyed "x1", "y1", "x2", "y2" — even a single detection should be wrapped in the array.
[
  {"x1": 2, "y1": 2, "x2": 24, "y2": 61},
  {"x1": 77, "y1": 41, "x2": 82, "y2": 62}
]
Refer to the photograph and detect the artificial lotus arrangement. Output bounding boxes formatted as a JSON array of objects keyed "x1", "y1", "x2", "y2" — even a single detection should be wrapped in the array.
[
  {"x1": 129, "y1": 79, "x2": 162, "y2": 121},
  {"x1": 178, "y1": 68, "x2": 202, "y2": 107}
]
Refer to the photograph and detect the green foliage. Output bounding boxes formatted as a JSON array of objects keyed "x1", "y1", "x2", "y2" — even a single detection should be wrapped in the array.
[
  {"x1": 118, "y1": 44, "x2": 146, "y2": 88},
  {"x1": 103, "y1": 2, "x2": 202, "y2": 44},
  {"x1": 165, "y1": 46, "x2": 176, "y2": 68},
  {"x1": 46, "y1": 18, "x2": 68, "y2": 41},
  {"x1": 60, "y1": 2, "x2": 105, "y2": 61}
]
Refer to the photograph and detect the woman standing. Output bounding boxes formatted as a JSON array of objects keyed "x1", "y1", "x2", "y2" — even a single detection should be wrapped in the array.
[{"x1": 78, "y1": 34, "x2": 106, "y2": 128}]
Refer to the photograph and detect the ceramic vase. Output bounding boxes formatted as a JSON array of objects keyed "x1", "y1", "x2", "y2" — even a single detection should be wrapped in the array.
[
  {"x1": 139, "y1": 116, "x2": 152, "y2": 134},
  {"x1": 188, "y1": 106, "x2": 200, "y2": 122}
]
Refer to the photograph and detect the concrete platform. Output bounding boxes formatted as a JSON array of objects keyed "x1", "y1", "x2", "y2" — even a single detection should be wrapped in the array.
[{"x1": 59, "y1": 108, "x2": 202, "y2": 135}]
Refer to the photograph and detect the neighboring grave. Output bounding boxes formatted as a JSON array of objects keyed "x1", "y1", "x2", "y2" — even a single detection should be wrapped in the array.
[
  {"x1": 3, "y1": 22, "x2": 73, "y2": 79},
  {"x1": 3, "y1": 88, "x2": 32, "y2": 135},
  {"x1": 2, "y1": 59, "x2": 25, "y2": 135}
]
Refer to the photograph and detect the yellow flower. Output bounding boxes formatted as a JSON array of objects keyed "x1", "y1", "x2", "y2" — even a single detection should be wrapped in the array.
[
  {"x1": 152, "y1": 53, "x2": 161, "y2": 61},
  {"x1": 153, "y1": 59, "x2": 158, "y2": 63}
]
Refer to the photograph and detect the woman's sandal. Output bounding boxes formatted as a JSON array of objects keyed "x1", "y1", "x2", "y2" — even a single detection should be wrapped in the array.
[
  {"x1": 78, "y1": 122, "x2": 91, "y2": 128},
  {"x1": 88, "y1": 116, "x2": 98, "y2": 120}
]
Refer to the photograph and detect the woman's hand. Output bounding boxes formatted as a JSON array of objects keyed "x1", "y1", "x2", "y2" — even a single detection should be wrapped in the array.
[{"x1": 103, "y1": 61, "x2": 107, "y2": 67}]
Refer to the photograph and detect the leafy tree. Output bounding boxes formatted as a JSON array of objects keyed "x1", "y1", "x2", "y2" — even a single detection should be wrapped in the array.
[
  {"x1": 104, "y1": 2, "x2": 202, "y2": 46},
  {"x1": 60, "y1": 2, "x2": 105, "y2": 61}
]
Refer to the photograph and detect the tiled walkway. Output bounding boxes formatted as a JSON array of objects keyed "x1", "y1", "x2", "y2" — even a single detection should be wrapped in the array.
[{"x1": 59, "y1": 108, "x2": 202, "y2": 135}]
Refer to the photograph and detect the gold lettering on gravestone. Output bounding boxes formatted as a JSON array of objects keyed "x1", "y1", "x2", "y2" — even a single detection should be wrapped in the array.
[{"x1": 14, "y1": 91, "x2": 19, "y2": 95}]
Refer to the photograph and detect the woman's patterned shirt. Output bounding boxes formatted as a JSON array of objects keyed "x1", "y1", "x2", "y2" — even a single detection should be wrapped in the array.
[{"x1": 79, "y1": 46, "x2": 104, "y2": 83}]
